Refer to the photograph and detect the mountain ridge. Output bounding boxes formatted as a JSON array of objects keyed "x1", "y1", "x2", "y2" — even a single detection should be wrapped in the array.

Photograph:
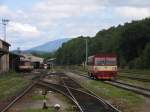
[{"x1": 27, "y1": 38, "x2": 71, "y2": 53}]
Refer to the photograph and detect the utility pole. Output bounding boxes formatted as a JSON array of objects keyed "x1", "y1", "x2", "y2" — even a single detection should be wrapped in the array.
[
  {"x1": 2, "y1": 19, "x2": 9, "y2": 41},
  {"x1": 85, "y1": 38, "x2": 88, "y2": 66}
]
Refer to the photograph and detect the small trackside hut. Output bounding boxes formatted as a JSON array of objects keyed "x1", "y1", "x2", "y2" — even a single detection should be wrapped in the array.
[
  {"x1": 9, "y1": 53, "x2": 25, "y2": 71},
  {"x1": 87, "y1": 54, "x2": 117, "y2": 80},
  {"x1": 0, "y1": 39, "x2": 10, "y2": 73}
]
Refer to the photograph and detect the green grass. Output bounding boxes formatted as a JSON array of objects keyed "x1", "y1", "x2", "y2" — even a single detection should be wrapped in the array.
[
  {"x1": 119, "y1": 69, "x2": 150, "y2": 78},
  {"x1": 69, "y1": 65, "x2": 88, "y2": 72},
  {"x1": 117, "y1": 76, "x2": 150, "y2": 89},
  {"x1": 31, "y1": 95, "x2": 47, "y2": 101},
  {"x1": 24, "y1": 108, "x2": 56, "y2": 112},
  {"x1": 27, "y1": 94, "x2": 75, "y2": 112},
  {"x1": 0, "y1": 71, "x2": 30, "y2": 100},
  {"x1": 119, "y1": 72, "x2": 150, "y2": 78},
  {"x1": 118, "y1": 70, "x2": 150, "y2": 89}
]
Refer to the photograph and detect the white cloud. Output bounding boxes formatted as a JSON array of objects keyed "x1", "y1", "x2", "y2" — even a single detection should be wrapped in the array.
[
  {"x1": 0, "y1": 5, "x2": 9, "y2": 13},
  {"x1": 28, "y1": 0, "x2": 106, "y2": 30},
  {"x1": 0, "y1": 5, "x2": 12, "y2": 16},
  {"x1": 1, "y1": 0, "x2": 150, "y2": 50},
  {"x1": 8, "y1": 22, "x2": 40, "y2": 37},
  {"x1": 115, "y1": 7, "x2": 150, "y2": 19},
  {"x1": 96, "y1": 0, "x2": 150, "y2": 7},
  {"x1": 32, "y1": 0, "x2": 102, "y2": 19}
]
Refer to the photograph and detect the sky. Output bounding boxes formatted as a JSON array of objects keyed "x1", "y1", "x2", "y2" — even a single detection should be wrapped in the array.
[{"x1": 0, "y1": 0, "x2": 150, "y2": 50}]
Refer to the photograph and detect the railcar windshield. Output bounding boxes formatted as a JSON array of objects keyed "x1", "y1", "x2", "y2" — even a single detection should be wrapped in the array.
[
  {"x1": 106, "y1": 57, "x2": 117, "y2": 65},
  {"x1": 95, "y1": 57, "x2": 117, "y2": 65},
  {"x1": 95, "y1": 57, "x2": 105, "y2": 65}
]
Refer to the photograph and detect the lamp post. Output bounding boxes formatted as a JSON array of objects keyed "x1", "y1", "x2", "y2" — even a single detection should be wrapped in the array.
[{"x1": 2, "y1": 19, "x2": 9, "y2": 41}]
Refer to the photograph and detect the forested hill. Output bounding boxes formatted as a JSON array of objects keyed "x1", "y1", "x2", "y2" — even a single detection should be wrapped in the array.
[{"x1": 55, "y1": 18, "x2": 150, "y2": 69}]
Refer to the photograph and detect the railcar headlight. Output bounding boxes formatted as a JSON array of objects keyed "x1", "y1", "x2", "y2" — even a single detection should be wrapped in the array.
[
  {"x1": 94, "y1": 67, "x2": 99, "y2": 71},
  {"x1": 94, "y1": 67, "x2": 97, "y2": 71}
]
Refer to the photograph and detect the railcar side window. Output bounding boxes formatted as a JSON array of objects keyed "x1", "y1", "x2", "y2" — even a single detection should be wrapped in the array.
[
  {"x1": 106, "y1": 58, "x2": 117, "y2": 65},
  {"x1": 95, "y1": 58, "x2": 105, "y2": 65}
]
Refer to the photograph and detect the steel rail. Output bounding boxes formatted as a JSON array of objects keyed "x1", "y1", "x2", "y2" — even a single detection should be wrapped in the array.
[
  {"x1": 104, "y1": 81, "x2": 150, "y2": 98},
  {"x1": 62, "y1": 80, "x2": 84, "y2": 112},
  {"x1": 38, "y1": 81, "x2": 82, "y2": 112},
  {"x1": 64, "y1": 73, "x2": 121, "y2": 112},
  {"x1": 39, "y1": 80, "x2": 120, "y2": 112},
  {"x1": 0, "y1": 70, "x2": 47, "y2": 112},
  {"x1": 71, "y1": 69, "x2": 150, "y2": 82},
  {"x1": 41, "y1": 72, "x2": 120, "y2": 112},
  {"x1": 118, "y1": 75, "x2": 150, "y2": 82},
  {"x1": 113, "y1": 80, "x2": 150, "y2": 91},
  {"x1": 69, "y1": 70, "x2": 150, "y2": 98},
  {"x1": 1, "y1": 82, "x2": 37, "y2": 112}
]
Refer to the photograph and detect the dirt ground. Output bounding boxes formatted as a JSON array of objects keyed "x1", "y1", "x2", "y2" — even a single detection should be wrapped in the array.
[
  {"x1": 43, "y1": 75, "x2": 61, "y2": 84},
  {"x1": 139, "y1": 96, "x2": 150, "y2": 112}
]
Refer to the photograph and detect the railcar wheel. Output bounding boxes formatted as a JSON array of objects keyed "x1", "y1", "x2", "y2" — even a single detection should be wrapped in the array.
[
  {"x1": 94, "y1": 75, "x2": 99, "y2": 80},
  {"x1": 93, "y1": 76, "x2": 96, "y2": 80},
  {"x1": 90, "y1": 74, "x2": 94, "y2": 79}
]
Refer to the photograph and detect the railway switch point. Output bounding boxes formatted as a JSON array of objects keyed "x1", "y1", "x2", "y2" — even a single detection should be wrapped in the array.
[{"x1": 42, "y1": 99, "x2": 48, "y2": 109}]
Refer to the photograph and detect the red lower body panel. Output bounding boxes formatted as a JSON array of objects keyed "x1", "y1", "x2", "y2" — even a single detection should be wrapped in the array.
[{"x1": 91, "y1": 71, "x2": 117, "y2": 79}]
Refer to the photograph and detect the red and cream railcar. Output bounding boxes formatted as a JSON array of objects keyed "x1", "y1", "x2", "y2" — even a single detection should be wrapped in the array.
[
  {"x1": 87, "y1": 54, "x2": 117, "y2": 80},
  {"x1": 18, "y1": 59, "x2": 33, "y2": 72}
]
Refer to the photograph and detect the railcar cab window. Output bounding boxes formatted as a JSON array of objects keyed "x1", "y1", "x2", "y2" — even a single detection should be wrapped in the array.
[
  {"x1": 106, "y1": 57, "x2": 117, "y2": 65},
  {"x1": 95, "y1": 58, "x2": 105, "y2": 65},
  {"x1": 20, "y1": 61, "x2": 31, "y2": 66}
]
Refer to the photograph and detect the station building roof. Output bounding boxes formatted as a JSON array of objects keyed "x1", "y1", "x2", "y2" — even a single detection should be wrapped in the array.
[{"x1": 0, "y1": 39, "x2": 11, "y2": 46}]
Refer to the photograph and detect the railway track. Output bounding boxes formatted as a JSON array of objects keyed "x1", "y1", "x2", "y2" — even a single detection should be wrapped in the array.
[
  {"x1": 0, "y1": 70, "x2": 47, "y2": 112},
  {"x1": 38, "y1": 81, "x2": 81, "y2": 111},
  {"x1": 40, "y1": 73, "x2": 120, "y2": 112},
  {"x1": 119, "y1": 71, "x2": 150, "y2": 75},
  {"x1": 116, "y1": 70, "x2": 150, "y2": 82},
  {"x1": 1, "y1": 82, "x2": 37, "y2": 112},
  {"x1": 71, "y1": 69, "x2": 150, "y2": 82},
  {"x1": 104, "y1": 80, "x2": 150, "y2": 98},
  {"x1": 69, "y1": 70, "x2": 150, "y2": 98},
  {"x1": 118, "y1": 75, "x2": 150, "y2": 82}
]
